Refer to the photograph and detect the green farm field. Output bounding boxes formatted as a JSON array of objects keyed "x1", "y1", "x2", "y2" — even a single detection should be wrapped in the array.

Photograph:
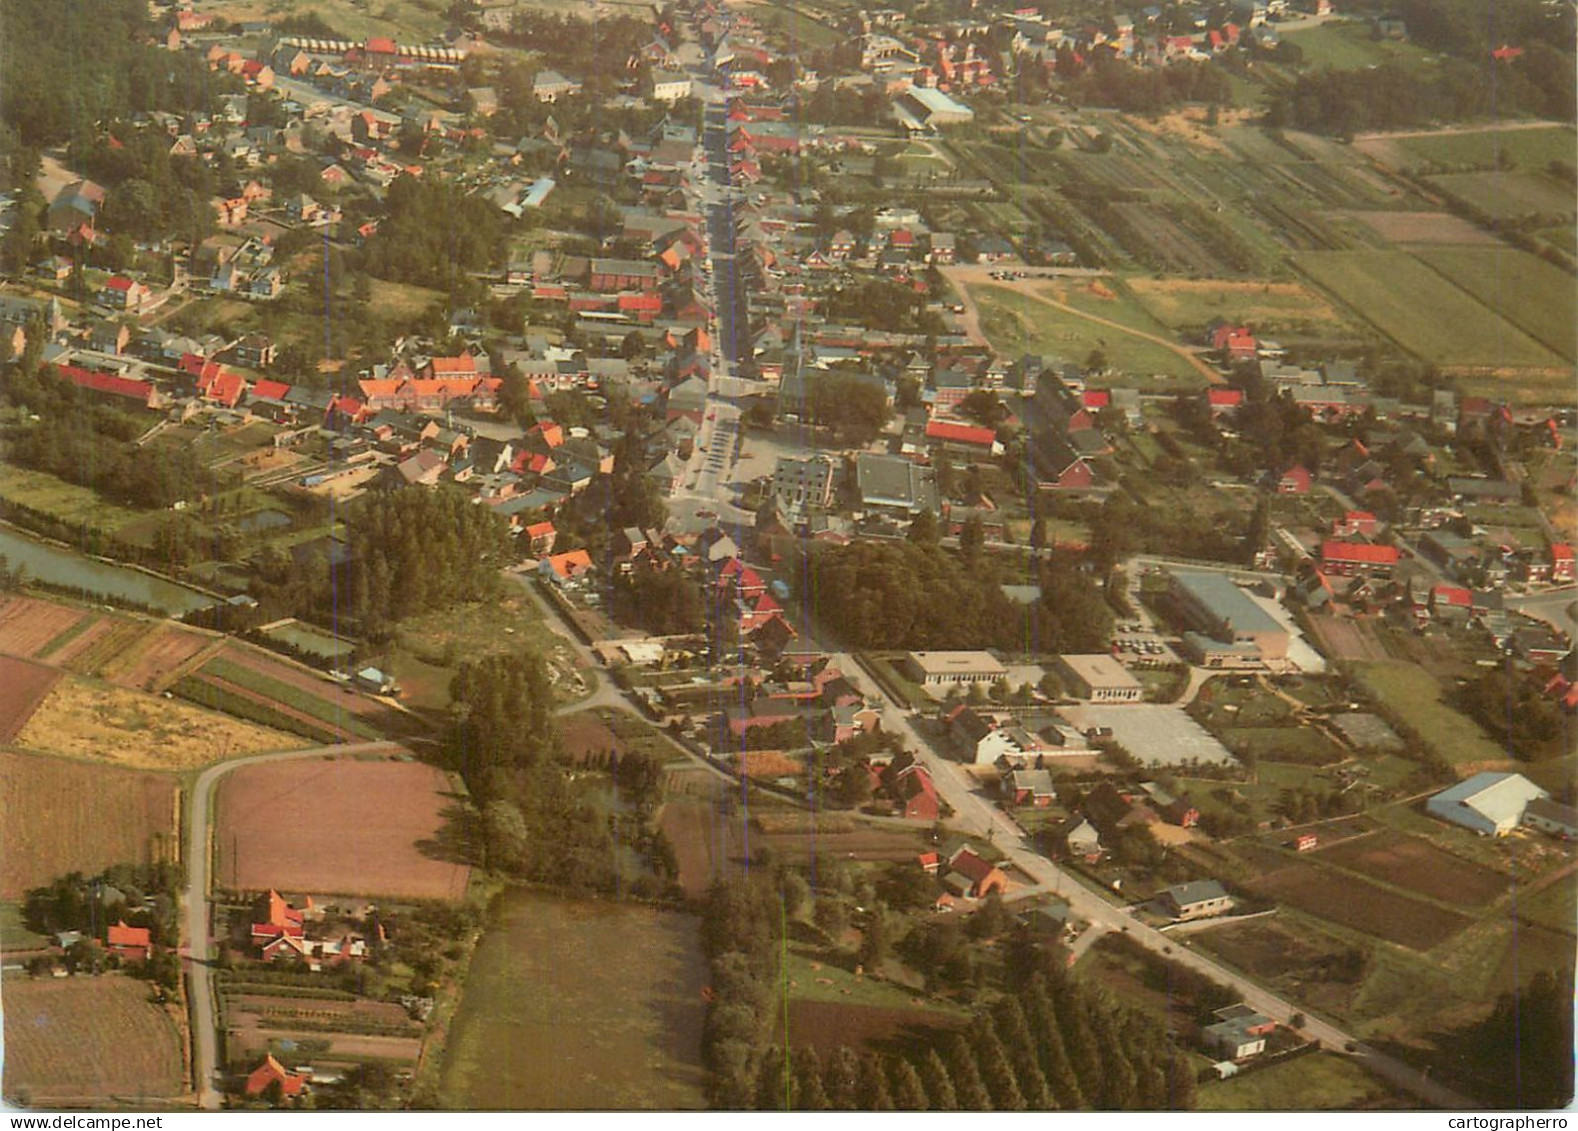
[
  {"x1": 200, "y1": 656, "x2": 382, "y2": 739},
  {"x1": 1428, "y1": 171, "x2": 1576, "y2": 223},
  {"x1": 1351, "y1": 662, "x2": 1508, "y2": 768},
  {"x1": 967, "y1": 284, "x2": 1208, "y2": 385},
  {"x1": 439, "y1": 891, "x2": 707, "y2": 1109},
  {"x1": 199, "y1": 0, "x2": 449, "y2": 42},
  {"x1": 1412, "y1": 247, "x2": 1578, "y2": 361},
  {"x1": 1386, "y1": 125, "x2": 1577, "y2": 171},
  {"x1": 1126, "y1": 276, "x2": 1354, "y2": 334},
  {"x1": 1277, "y1": 22, "x2": 1438, "y2": 72},
  {"x1": 1515, "y1": 875, "x2": 1577, "y2": 935},
  {"x1": 1293, "y1": 251, "x2": 1567, "y2": 370},
  {"x1": 0, "y1": 464, "x2": 145, "y2": 535},
  {"x1": 1199, "y1": 1051, "x2": 1404, "y2": 1111}
]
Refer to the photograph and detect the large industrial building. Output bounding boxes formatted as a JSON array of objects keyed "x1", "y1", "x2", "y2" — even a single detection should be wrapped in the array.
[
  {"x1": 1055, "y1": 654, "x2": 1144, "y2": 703},
  {"x1": 1427, "y1": 772, "x2": 1550, "y2": 836},
  {"x1": 1167, "y1": 570, "x2": 1289, "y2": 665},
  {"x1": 903, "y1": 651, "x2": 1007, "y2": 686}
]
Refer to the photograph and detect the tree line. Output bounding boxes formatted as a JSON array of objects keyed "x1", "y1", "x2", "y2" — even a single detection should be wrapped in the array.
[
  {"x1": 0, "y1": 0, "x2": 231, "y2": 148},
  {"x1": 803, "y1": 539, "x2": 1112, "y2": 653},
  {"x1": 699, "y1": 874, "x2": 1198, "y2": 1110},
  {"x1": 444, "y1": 650, "x2": 679, "y2": 899}
]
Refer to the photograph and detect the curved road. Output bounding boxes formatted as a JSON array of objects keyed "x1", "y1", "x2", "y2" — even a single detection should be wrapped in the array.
[
  {"x1": 184, "y1": 740, "x2": 404, "y2": 1109},
  {"x1": 837, "y1": 653, "x2": 1478, "y2": 1111}
]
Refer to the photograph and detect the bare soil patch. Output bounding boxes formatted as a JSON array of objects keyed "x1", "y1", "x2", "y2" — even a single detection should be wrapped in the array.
[
  {"x1": 0, "y1": 749, "x2": 178, "y2": 899},
  {"x1": 0, "y1": 655, "x2": 59, "y2": 743},
  {"x1": 659, "y1": 798, "x2": 730, "y2": 900},
  {"x1": 41, "y1": 615, "x2": 116, "y2": 665},
  {"x1": 105, "y1": 625, "x2": 217, "y2": 691},
  {"x1": 1345, "y1": 210, "x2": 1499, "y2": 245},
  {"x1": 1250, "y1": 860, "x2": 1473, "y2": 950},
  {"x1": 215, "y1": 757, "x2": 470, "y2": 900},
  {"x1": 559, "y1": 710, "x2": 626, "y2": 763},
  {"x1": 0, "y1": 597, "x2": 89, "y2": 658},
  {"x1": 16, "y1": 676, "x2": 295, "y2": 770},
  {"x1": 1306, "y1": 614, "x2": 1392, "y2": 662},
  {"x1": 1316, "y1": 829, "x2": 1509, "y2": 907},
  {"x1": 1, "y1": 975, "x2": 186, "y2": 1104}
]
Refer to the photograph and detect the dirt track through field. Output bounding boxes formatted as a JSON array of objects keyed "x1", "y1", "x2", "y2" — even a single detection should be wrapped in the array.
[{"x1": 941, "y1": 266, "x2": 1225, "y2": 385}]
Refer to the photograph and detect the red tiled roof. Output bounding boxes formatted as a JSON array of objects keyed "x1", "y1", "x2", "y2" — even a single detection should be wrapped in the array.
[
  {"x1": 925, "y1": 419, "x2": 996, "y2": 446},
  {"x1": 107, "y1": 921, "x2": 151, "y2": 948},
  {"x1": 1207, "y1": 388, "x2": 1243, "y2": 406},
  {"x1": 948, "y1": 848, "x2": 998, "y2": 884},
  {"x1": 104, "y1": 275, "x2": 135, "y2": 291},
  {"x1": 1432, "y1": 585, "x2": 1472, "y2": 607},
  {"x1": 55, "y1": 365, "x2": 154, "y2": 404},
  {"x1": 365, "y1": 36, "x2": 398, "y2": 54},
  {"x1": 246, "y1": 1055, "x2": 308, "y2": 1098},
  {"x1": 1082, "y1": 390, "x2": 1110, "y2": 409},
  {"x1": 251, "y1": 379, "x2": 292, "y2": 401},
  {"x1": 1552, "y1": 543, "x2": 1574, "y2": 561},
  {"x1": 1321, "y1": 540, "x2": 1400, "y2": 565}
]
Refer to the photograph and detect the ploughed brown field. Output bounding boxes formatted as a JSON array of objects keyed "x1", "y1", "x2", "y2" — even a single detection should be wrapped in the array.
[
  {"x1": 0, "y1": 749, "x2": 178, "y2": 900},
  {"x1": 0, "y1": 655, "x2": 59, "y2": 743},
  {"x1": 1, "y1": 975, "x2": 186, "y2": 1105},
  {"x1": 0, "y1": 597, "x2": 88, "y2": 659},
  {"x1": 215, "y1": 756, "x2": 470, "y2": 900},
  {"x1": 1249, "y1": 860, "x2": 1474, "y2": 950},
  {"x1": 1315, "y1": 829, "x2": 1510, "y2": 907},
  {"x1": 105, "y1": 624, "x2": 217, "y2": 691}
]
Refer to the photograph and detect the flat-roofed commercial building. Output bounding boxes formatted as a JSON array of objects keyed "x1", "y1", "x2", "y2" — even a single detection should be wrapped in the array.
[
  {"x1": 903, "y1": 651, "x2": 1006, "y2": 686},
  {"x1": 1055, "y1": 653, "x2": 1143, "y2": 703},
  {"x1": 856, "y1": 453, "x2": 939, "y2": 515},
  {"x1": 772, "y1": 455, "x2": 837, "y2": 511},
  {"x1": 1167, "y1": 570, "x2": 1288, "y2": 663}
]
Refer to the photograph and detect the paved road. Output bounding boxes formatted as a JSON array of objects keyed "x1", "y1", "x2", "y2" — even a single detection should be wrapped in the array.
[
  {"x1": 184, "y1": 740, "x2": 403, "y2": 1109},
  {"x1": 1505, "y1": 585, "x2": 1578, "y2": 640},
  {"x1": 834, "y1": 653, "x2": 1479, "y2": 1111}
]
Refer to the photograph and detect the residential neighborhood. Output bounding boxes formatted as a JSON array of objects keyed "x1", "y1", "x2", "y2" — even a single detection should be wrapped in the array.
[{"x1": 0, "y1": 0, "x2": 1572, "y2": 1117}]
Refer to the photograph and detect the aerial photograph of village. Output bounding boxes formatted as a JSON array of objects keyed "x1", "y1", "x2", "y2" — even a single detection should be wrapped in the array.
[{"x1": 0, "y1": 0, "x2": 1571, "y2": 1116}]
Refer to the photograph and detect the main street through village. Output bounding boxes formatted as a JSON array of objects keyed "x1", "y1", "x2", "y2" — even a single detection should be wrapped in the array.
[{"x1": 504, "y1": 90, "x2": 1487, "y2": 1111}]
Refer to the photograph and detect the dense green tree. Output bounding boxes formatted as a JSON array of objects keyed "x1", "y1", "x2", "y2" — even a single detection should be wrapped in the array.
[
  {"x1": 1449, "y1": 968, "x2": 1575, "y2": 1108},
  {"x1": 345, "y1": 486, "x2": 513, "y2": 632},
  {"x1": 795, "y1": 1048, "x2": 830, "y2": 1110},
  {"x1": 360, "y1": 175, "x2": 504, "y2": 290},
  {"x1": 823, "y1": 1046, "x2": 861, "y2": 1110},
  {"x1": 942, "y1": 1033, "x2": 992, "y2": 1110},
  {"x1": 855, "y1": 1052, "x2": 895, "y2": 1110},
  {"x1": 446, "y1": 651, "x2": 556, "y2": 795},
  {"x1": 917, "y1": 1048, "x2": 959, "y2": 1111},
  {"x1": 971, "y1": 1017, "x2": 1026, "y2": 1111},
  {"x1": 993, "y1": 995, "x2": 1054, "y2": 1109},
  {"x1": 1022, "y1": 974, "x2": 1086, "y2": 1108},
  {"x1": 889, "y1": 1057, "x2": 929, "y2": 1111}
]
